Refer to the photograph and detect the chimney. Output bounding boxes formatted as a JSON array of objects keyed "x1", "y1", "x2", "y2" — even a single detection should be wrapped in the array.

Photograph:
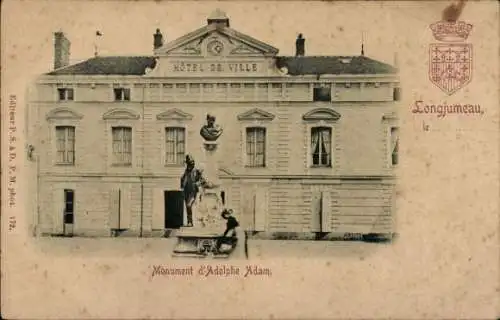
[
  {"x1": 295, "y1": 34, "x2": 305, "y2": 56},
  {"x1": 54, "y1": 31, "x2": 71, "y2": 70},
  {"x1": 153, "y1": 28, "x2": 163, "y2": 50},
  {"x1": 207, "y1": 9, "x2": 230, "y2": 28}
]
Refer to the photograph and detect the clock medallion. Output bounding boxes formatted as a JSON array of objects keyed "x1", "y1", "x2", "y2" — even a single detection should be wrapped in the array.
[{"x1": 207, "y1": 40, "x2": 224, "y2": 56}]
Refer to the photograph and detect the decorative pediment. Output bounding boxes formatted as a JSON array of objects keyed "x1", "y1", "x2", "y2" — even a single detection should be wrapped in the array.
[
  {"x1": 167, "y1": 38, "x2": 204, "y2": 56},
  {"x1": 382, "y1": 112, "x2": 398, "y2": 121},
  {"x1": 219, "y1": 167, "x2": 234, "y2": 176},
  {"x1": 156, "y1": 108, "x2": 193, "y2": 121},
  {"x1": 46, "y1": 107, "x2": 83, "y2": 121},
  {"x1": 157, "y1": 24, "x2": 278, "y2": 57},
  {"x1": 102, "y1": 108, "x2": 140, "y2": 120},
  {"x1": 302, "y1": 108, "x2": 341, "y2": 121},
  {"x1": 237, "y1": 108, "x2": 275, "y2": 121},
  {"x1": 229, "y1": 43, "x2": 264, "y2": 55}
]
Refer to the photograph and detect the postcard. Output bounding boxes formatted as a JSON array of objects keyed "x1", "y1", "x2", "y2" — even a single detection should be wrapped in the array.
[{"x1": 1, "y1": 0, "x2": 498, "y2": 318}]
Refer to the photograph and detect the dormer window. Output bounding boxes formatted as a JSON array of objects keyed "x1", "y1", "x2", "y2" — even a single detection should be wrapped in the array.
[
  {"x1": 313, "y1": 84, "x2": 331, "y2": 102},
  {"x1": 58, "y1": 88, "x2": 74, "y2": 101},
  {"x1": 114, "y1": 88, "x2": 130, "y2": 101}
]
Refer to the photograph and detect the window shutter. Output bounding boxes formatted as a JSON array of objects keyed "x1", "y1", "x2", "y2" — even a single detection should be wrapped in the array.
[
  {"x1": 109, "y1": 189, "x2": 120, "y2": 229},
  {"x1": 391, "y1": 127, "x2": 399, "y2": 165},
  {"x1": 242, "y1": 189, "x2": 255, "y2": 231},
  {"x1": 254, "y1": 188, "x2": 267, "y2": 231},
  {"x1": 53, "y1": 188, "x2": 64, "y2": 234},
  {"x1": 321, "y1": 191, "x2": 332, "y2": 232},
  {"x1": 311, "y1": 191, "x2": 322, "y2": 232},
  {"x1": 152, "y1": 188, "x2": 164, "y2": 230},
  {"x1": 120, "y1": 186, "x2": 131, "y2": 229}
]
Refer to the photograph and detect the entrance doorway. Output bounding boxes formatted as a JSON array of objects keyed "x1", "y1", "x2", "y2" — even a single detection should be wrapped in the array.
[
  {"x1": 63, "y1": 189, "x2": 74, "y2": 236},
  {"x1": 164, "y1": 190, "x2": 184, "y2": 229}
]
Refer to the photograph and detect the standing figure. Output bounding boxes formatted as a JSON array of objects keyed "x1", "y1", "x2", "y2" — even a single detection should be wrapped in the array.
[{"x1": 180, "y1": 155, "x2": 203, "y2": 227}]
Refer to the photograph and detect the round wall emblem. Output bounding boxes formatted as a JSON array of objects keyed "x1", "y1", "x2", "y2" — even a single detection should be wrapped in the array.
[{"x1": 207, "y1": 40, "x2": 224, "y2": 55}]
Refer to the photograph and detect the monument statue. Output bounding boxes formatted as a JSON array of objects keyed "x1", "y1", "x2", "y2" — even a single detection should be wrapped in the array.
[
  {"x1": 173, "y1": 114, "x2": 240, "y2": 258},
  {"x1": 200, "y1": 114, "x2": 223, "y2": 142},
  {"x1": 180, "y1": 155, "x2": 204, "y2": 227}
]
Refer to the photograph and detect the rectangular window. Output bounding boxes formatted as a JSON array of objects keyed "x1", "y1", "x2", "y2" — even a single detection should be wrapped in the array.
[
  {"x1": 311, "y1": 127, "x2": 332, "y2": 167},
  {"x1": 112, "y1": 127, "x2": 132, "y2": 165},
  {"x1": 55, "y1": 126, "x2": 75, "y2": 164},
  {"x1": 390, "y1": 127, "x2": 399, "y2": 166},
  {"x1": 313, "y1": 86, "x2": 331, "y2": 101},
  {"x1": 64, "y1": 189, "x2": 74, "y2": 224},
  {"x1": 114, "y1": 88, "x2": 131, "y2": 101},
  {"x1": 246, "y1": 127, "x2": 266, "y2": 167},
  {"x1": 393, "y1": 87, "x2": 401, "y2": 101},
  {"x1": 57, "y1": 88, "x2": 74, "y2": 101},
  {"x1": 165, "y1": 127, "x2": 185, "y2": 165}
]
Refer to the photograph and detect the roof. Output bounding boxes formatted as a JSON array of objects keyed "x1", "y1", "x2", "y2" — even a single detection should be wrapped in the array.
[
  {"x1": 276, "y1": 56, "x2": 398, "y2": 75},
  {"x1": 47, "y1": 56, "x2": 157, "y2": 75},
  {"x1": 46, "y1": 55, "x2": 396, "y2": 76}
]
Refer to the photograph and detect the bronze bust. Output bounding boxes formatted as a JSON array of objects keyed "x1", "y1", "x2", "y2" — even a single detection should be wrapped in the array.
[{"x1": 200, "y1": 114, "x2": 223, "y2": 141}]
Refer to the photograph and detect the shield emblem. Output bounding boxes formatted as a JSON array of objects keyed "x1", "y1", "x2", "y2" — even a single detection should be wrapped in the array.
[{"x1": 429, "y1": 43, "x2": 472, "y2": 95}]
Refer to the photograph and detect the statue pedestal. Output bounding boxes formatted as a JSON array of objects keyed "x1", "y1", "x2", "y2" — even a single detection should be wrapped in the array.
[{"x1": 173, "y1": 141, "x2": 237, "y2": 258}]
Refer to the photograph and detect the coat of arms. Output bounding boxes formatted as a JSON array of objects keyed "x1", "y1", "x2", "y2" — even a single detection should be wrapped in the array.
[{"x1": 429, "y1": 20, "x2": 473, "y2": 95}]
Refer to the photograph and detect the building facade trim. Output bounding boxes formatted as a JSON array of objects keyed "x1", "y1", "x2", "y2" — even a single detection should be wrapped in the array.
[
  {"x1": 237, "y1": 108, "x2": 275, "y2": 121},
  {"x1": 46, "y1": 107, "x2": 83, "y2": 121},
  {"x1": 102, "y1": 108, "x2": 140, "y2": 120},
  {"x1": 382, "y1": 111, "x2": 398, "y2": 121},
  {"x1": 156, "y1": 108, "x2": 194, "y2": 121},
  {"x1": 302, "y1": 108, "x2": 341, "y2": 122}
]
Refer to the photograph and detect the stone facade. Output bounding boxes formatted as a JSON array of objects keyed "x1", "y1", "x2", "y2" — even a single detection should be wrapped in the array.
[{"x1": 26, "y1": 10, "x2": 400, "y2": 238}]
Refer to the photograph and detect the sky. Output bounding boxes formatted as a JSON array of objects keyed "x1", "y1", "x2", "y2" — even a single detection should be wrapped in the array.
[
  {"x1": 3, "y1": 0, "x2": 496, "y2": 85},
  {"x1": 2, "y1": 0, "x2": 417, "y2": 77}
]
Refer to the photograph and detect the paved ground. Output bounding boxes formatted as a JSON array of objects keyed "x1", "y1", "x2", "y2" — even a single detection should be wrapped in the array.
[{"x1": 34, "y1": 236, "x2": 386, "y2": 260}]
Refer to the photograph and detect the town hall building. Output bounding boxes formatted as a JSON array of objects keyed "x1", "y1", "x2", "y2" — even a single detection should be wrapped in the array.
[{"x1": 26, "y1": 9, "x2": 400, "y2": 239}]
